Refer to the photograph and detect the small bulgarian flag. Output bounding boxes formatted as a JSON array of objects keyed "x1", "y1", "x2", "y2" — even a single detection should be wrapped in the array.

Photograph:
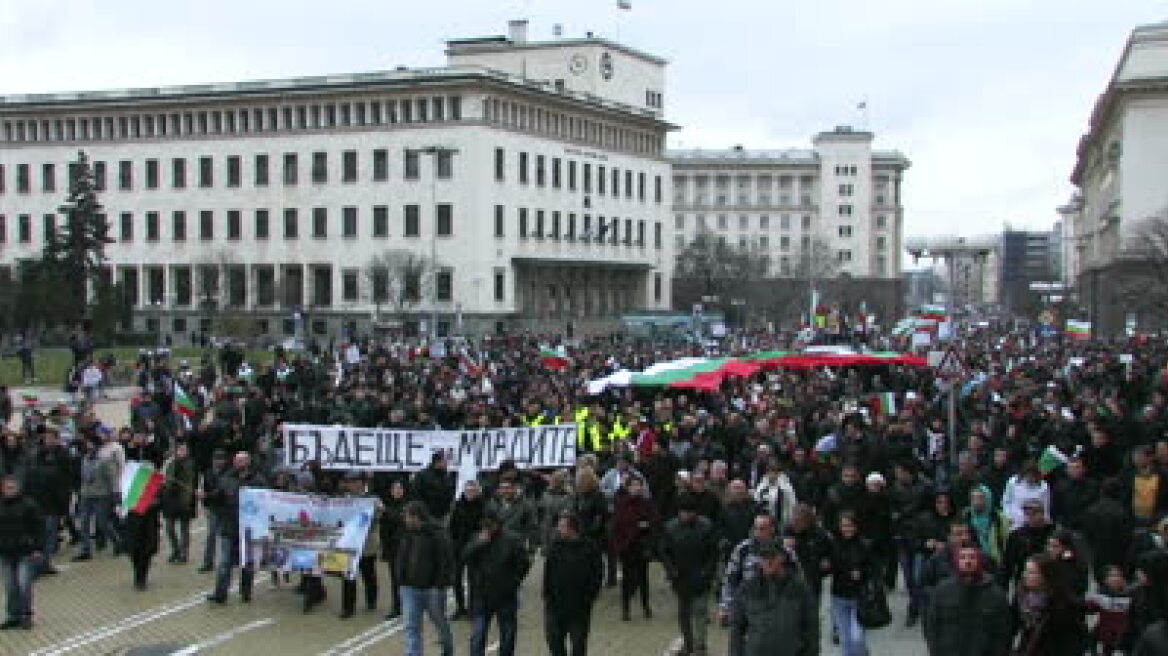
[
  {"x1": 173, "y1": 382, "x2": 197, "y2": 418},
  {"x1": 1065, "y1": 319, "x2": 1091, "y2": 340},
  {"x1": 21, "y1": 393, "x2": 38, "y2": 405},
  {"x1": 539, "y1": 346, "x2": 571, "y2": 370},
  {"x1": 871, "y1": 392, "x2": 896, "y2": 416},
  {"x1": 119, "y1": 461, "x2": 164, "y2": 516},
  {"x1": 1038, "y1": 445, "x2": 1068, "y2": 475}
]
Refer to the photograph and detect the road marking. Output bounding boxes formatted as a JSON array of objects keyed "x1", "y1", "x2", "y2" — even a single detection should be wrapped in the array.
[
  {"x1": 317, "y1": 620, "x2": 403, "y2": 656},
  {"x1": 29, "y1": 589, "x2": 214, "y2": 656},
  {"x1": 169, "y1": 617, "x2": 276, "y2": 655}
]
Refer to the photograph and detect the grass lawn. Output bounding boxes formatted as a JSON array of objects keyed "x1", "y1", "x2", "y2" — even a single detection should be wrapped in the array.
[{"x1": 0, "y1": 346, "x2": 276, "y2": 387}]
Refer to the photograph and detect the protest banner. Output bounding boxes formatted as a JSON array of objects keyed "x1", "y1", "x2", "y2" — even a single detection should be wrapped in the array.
[
  {"x1": 282, "y1": 424, "x2": 577, "y2": 473},
  {"x1": 238, "y1": 487, "x2": 377, "y2": 580}
]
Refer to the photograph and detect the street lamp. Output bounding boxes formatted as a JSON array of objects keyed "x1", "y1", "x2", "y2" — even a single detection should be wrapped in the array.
[{"x1": 416, "y1": 146, "x2": 459, "y2": 340}]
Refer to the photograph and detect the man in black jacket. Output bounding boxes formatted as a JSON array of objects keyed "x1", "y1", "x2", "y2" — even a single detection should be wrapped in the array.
[
  {"x1": 206, "y1": 451, "x2": 266, "y2": 604},
  {"x1": 198, "y1": 449, "x2": 229, "y2": 572},
  {"x1": 411, "y1": 452, "x2": 455, "y2": 521},
  {"x1": 999, "y1": 498, "x2": 1054, "y2": 593},
  {"x1": 661, "y1": 493, "x2": 720, "y2": 656},
  {"x1": 729, "y1": 539, "x2": 819, "y2": 656},
  {"x1": 0, "y1": 475, "x2": 43, "y2": 629},
  {"x1": 396, "y1": 500, "x2": 455, "y2": 655},
  {"x1": 463, "y1": 509, "x2": 531, "y2": 656},
  {"x1": 23, "y1": 428, "x2": 72, "y2": 575},
  {"x1": 924, "y1": 545, "x2": 1011, "y2": 656},
  {"x1": 449, "y1": 480, "x2": 486, "y2": 620},
  {"x1": 543, "y1": 512, "x2": 603, "y2": 656}
]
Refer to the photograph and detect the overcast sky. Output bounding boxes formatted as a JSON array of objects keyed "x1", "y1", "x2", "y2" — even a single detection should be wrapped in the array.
[{"x1": 1, "y1": 0, "x2": 1163, "y2": 238}]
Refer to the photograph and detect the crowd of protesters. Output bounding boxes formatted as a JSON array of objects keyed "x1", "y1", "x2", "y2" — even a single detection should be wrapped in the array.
[{"x1": 0, "y1": 325, "x2": 1167, "y2": 656}]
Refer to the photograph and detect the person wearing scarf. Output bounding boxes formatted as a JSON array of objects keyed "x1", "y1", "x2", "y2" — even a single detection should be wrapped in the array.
[{"x1": 962, "y1": 485, "x2": 1009, "y2": 566}]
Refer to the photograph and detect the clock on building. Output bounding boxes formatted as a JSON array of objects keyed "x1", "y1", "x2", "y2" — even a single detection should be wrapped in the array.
[
  {"x1": 569, "y1": 54, "x2": 587, "y2": 74},
  {"x1": 600, "y1": 52, "x2": 614, "y2": 80}
]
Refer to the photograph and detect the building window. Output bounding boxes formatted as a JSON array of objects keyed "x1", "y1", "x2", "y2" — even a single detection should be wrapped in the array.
[
  {"x1": 284, "y1": 208, "x2": 298, "y2": 239},
  {"x1": 654, "y1": 222, "x2": 662, "y2": 249},
  {"x1": 144, "y1": 160, "x2": 159, "y2": 189},
  {"x1": 552, "y1": 158, "x2": 562, "y2": 189},
  {"x1": 93, "y1": 161, "x2": 106, "y2": 191},
  {"x1": 342, "y1": 270, "x2": 359, "y2": 302},
  {"x1": 519, "y1": 152, "x2": 529, "y2": 184},
  {"x1": 18, "y1": 215, "x2": 30, "y2": 243},
  {"x1": 675, "y1": 214, "x2": 685, "y2": 230},
  {"x1": 404, "y1": 149, "x2": 420, "y2": 180},
  {"x1": 494, "y1": 148, "x2": 505, "y2": 181},
  {"x1": 759, "y1": 215, "x2": 769, "y2": 229},
  {"x1": 838, "y1": 204, "x2": 853, "y2": 217},
  {"x1": 42, "y1": 164, "x2": 55, "y2": 192},
  {"x1": 436, "y1": 150, "x2": 453, "y2": 179},
  {"x1": 837, "y1": 250, "x2": 852, "y2": 263},
  {"x1": 404, "y1": 204, "x2": 420, "y2": 237},
  {"x1": 119, "y1": 212, "x2": 133, "y2": 242},
  {"x1": 227, "y1": 210, "x2": 241, "y2": 240},
  {"x1": 312, "y1": 207, "x2": 327, "y2": 238},
  {"x1": 312, "y1": 266, "x2": 332, "y2": 307},
  {"x1": 654, "y1": 273, "x2": 662, "y2": 302},
  {"x1": 494, "y1": 205, "x2": 505, "y2": 238},
  {"x1": 535, "y1": 210, "x2": 545, "y2": 239},
  {"x1": 255, "y1": 210, "x2": 269, "y2": 240},
  {"x1": 227, "y1": 156, "x2": 241, "y2": 187},
  {"x1": 373, "y1": 149, "x2": 388, "y2": 181},
  {"x1": 371, "y1": 269, "x2": 389, "y2": 304},
  {"x1": 877, "y1": 235, "x2": 887, "y2": 250},
  {"x1": 198, "y1": 156, "x2": 213, "y2": 188},
  {"x1": 536, "y1": 155, "x2": 546, "y2": 187},
  {"x1": 342, "y1": 150, "x2": 357, "y2": 182},
  {"x1": 283, "y1": 153, "x2": 298, "y2": 185},
  {"x1": 436, "y1": 204, "x2": 453, "y2": 236},
  {"x1": 494, "y1": 270, "x2": 505, "y2": 302},
  {"x1": 838, "y1": 225, "x2": 853, "y2": 238},
  {"x1": 373, "y1": 206, "x2": 388, "y2": 238},
  {"x1": 342, "y1": 207, "x2": 357, "y2": 238},
  {"x1": 717, "y1": 215, "x2": 728, "y2": 230},
  {"x1": 876, "y1": 215, "x2": 887, "y2": 229},
  {"x1": 255, "y1": 154, "x2": 269, "y2": 186},
  {"x1": 16, "y1": 164, "x2": 29, "y2": 193},
  {"x1": 311, "y1": 152, "x2": 327, "y2": 183},
  {"x1": 435, "y1": 270, "x2": 452, "y2": 302},
  {"x1": 42, "y1": 214, "x2": 55, "y2": 243},
  {"x1": 654, "y1": 175, "x2": 662, "y2": 203},
  {"x1": 173, "y1": 211, "x2": 187, "y2": 241},
  {"x1": 780, "y1": 214, "x2": 790, "y2": 230},
  {"x1": 199, "y1": 211, "x2": 213, "y2": 240},
  {"x1": 519, "y1": 208, "x2": 528, "y2": 239},
  {"x1": 802, "y1": 215, "x2": 811, "y2": 230},
  {"x1": 739, "y1": 215, "x2": 749, "y2": 230},
  {"x1": 146, "y1": 212, "x2": 159, "y2": 241}
]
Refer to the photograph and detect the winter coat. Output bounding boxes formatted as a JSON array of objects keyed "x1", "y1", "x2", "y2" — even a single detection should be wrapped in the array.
[
  {"x1": 1082, "y1": 495, "x2": 1134, "y2": 574},
  {"x1": 572, "y1": 489, "x2": 608, "y2": 545},
  {"x1": 1052, "y1": 475, "x2": 1099, "y2": 532},
  {"x1": 488, "y1": 495, "x2": 538, "y2": 549},
  {"x1": 0, "y1": 494, "x2": 42, "y2": 556},
  {"x1": 395, "y1": 520, "x2": 454, "y2": 589},
  {"x1": 538, "y1": 488, "x2": 575, "y2": 548},
  {"x1": 543, "y1": 536, "x2": 603, "y2": 616},
  {"x1": 124, "y1": 501, "x2": 161, "y2": 559},
  {"x1": 208, "y1": 466, "x2": 267, "y2": 539},
  {"x1": 660, "y1": 515, "x2": 720, "y2": 595},
  {"x1": 1010, "y1": 597, "x2": 1088, "y2": 656},
  {"x1": 1000, "y1": 523, "x2": 1054, "y2": 589},
  {"x1": 449, "y1": 493, "x2": 486, "y2": 550},
  {"x1": 1134, "y1": 620, "x2": 1168, "y2": 656},
  {"x1": 161, "y1": 456, "x2": 197, "y2": 519},
  {"x1": 720, "y1": 499, "x2": 761, "y2": 549},
  {"x1": 784, "y1": 522, "x2": 833, "y2": 595},
  {"x1": 78, "y1": 454, "x2": 118, "y2": 499},
  {"x1": 378, "y1": 497, "x2": 407, "y2": 561},
  {"x1": 828, "y1": 535, "x2": 873, "y2": 599},
  {"x1": 925, "y1": 576, "x2": 1012, "y2": 656},
  {"x1": 23, "y1": 445, "x2": 74, "y2": 516},
  {"x1": 462, "y1": 529, "x2": 531, "y2": 610},
  {"x1": 609, "y1": 490, "x2": 659, "y2": 558},
  {"x1": 729, "y1": 569, "x2": 820, "y2": 656},
  {"x1": 410, "y1": 465, "x2": 455, "y2": 518}
]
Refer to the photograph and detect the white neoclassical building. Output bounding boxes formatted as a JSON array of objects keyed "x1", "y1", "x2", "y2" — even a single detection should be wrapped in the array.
[
  {"x1": 1069, "y1": 20, "x2": 1168, "y2": 335},
  {"x1": 669, "y1": 128, "x2": 910, "y2": 322},
  {"x1": 0, "y1": 21, "x2": 674, "y2": 339}
]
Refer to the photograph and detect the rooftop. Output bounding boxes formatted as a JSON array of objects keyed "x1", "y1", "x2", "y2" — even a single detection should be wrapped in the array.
[{"x1": 668, "y1": 146, "x2": 910, "y2": 165}]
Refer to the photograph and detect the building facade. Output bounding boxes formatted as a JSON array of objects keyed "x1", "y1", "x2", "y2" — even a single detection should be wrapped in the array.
[
  {"x1": 0, "y1": 21, "x2": 674, "y2": 340},
  {"x1": 1070, "y1": 20, "x2": 1168, "y2": 335},
  {"x1": 669, "y1": 127, "x2": 910, "y2": 325}
]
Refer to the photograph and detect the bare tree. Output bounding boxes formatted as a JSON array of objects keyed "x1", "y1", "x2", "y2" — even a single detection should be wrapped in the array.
[
  {"x1": 362, "y1": 249, "x2": 437, "y2": 323},
  {"x1": 1118, "y1": 211, "x2": 1168, "y2": 329},
  {"x1": 672, "y1": 228, "x2": 769, "y2": 324},
  {"x1": 193, "y1": 249, "x2": 240, "y2": 337}
]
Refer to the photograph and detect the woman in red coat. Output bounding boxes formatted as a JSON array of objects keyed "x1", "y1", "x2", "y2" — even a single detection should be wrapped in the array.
[{"x1": 609, "y1": 475, "x2": 659, "y2": 621}]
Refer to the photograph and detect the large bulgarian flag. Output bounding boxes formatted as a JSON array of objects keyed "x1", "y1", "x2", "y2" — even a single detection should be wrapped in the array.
[
  {"x1": 120, "y1": 461, "x2": 165, "y2": 516},
  {"x1": 1065, "y1": 319, "x2": 1091, "y2": 340},
  {"x1": 173, "y1": 382, "x2": 198, "y2": 418},
  {"x1": 539, "y1": 346, "x2": 571, "y2": 370}
]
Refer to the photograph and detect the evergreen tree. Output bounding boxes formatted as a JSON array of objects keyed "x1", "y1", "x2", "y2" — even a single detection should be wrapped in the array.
[{"x1": 42, "y1": 150, "x2": 112, "y2": 323}]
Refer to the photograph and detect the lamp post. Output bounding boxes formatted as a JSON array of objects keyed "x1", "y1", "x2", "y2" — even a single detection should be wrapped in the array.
[{"x1": 417, "y1": 145, "x2": 459, "y2": 340}]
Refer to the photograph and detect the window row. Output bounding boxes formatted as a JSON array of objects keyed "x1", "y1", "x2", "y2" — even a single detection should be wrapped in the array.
[
  {"x1": 0, "y1": 148, "x2": 453, "y2": 194},
  {"x1": 672, "y1": 192, "x2": 817, "y2": 209},
  {"x1": 495, "y1": 206, "x2": 662, "y2": 249},
  {"x1": 0, "y1": 94, "x2": 463, "y2": 143},
  {"x1": 674, "y1": 173, "x2": 818, "y2": 191},
  {"x1": 492, "y1": 148, "x2": 662, "y2": 203},
  {"x1": 481, "y1": 95, "x2": 663, "y2": 157},
  {"x1": 674, "y1": 213, "x2": 817, "y2": 232}
]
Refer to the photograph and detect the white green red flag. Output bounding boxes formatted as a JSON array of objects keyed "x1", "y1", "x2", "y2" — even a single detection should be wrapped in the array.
[
  {"x1": 173, "y1": 382, "x2": 197, "y2": 418},
  {"x1": 1065, "y1": 320, "x2": 1091, "y2": 340},
  {"x1": 539, "y1": 346, "x2": 571, "y2": 370},
  {"x1": 120, "y1": 461, "x2": 164, "y2": 516},
  {"x1": 1038, "y1": 445, "x2": 1068, "y2": 475}
]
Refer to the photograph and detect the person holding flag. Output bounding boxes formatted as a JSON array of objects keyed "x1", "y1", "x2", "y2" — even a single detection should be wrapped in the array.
[{"x1": 120, "y1": 460, "x2": 164, "y2": 589}]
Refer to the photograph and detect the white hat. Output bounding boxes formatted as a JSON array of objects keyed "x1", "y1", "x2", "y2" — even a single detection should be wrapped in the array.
[{"x1": 866, "y1": 472, "x2": 886, "y2": 486}]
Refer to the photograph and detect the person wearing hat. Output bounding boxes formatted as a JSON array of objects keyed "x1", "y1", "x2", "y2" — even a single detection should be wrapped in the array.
[
  {"x1": 999, "y1": 497, "x2": 1055, "y2": 594},
  {"x1": 463, "y1": 508, "x2": 531, "y2": 656},
  {"x1": 661, "y1": 492, "x2": 720, "y2": 656},
  {"x1": 728, "y1": 538, "x2": 819, "y2": 656}
]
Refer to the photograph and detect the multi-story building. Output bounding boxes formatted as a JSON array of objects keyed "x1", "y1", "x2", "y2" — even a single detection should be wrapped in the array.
[
  {"x1": 998, "y1": 228, "x2": 1060, "y2": 315},
  {"x1": 669, "y1": 127, "x2": 910, "y2": 324},
  {"x1": 1070, "y1": 20, "x2": 1168, "y2": 335},
  {"x1": 0, "y1": 20, "x2": 674, "y2": 340},
  {"x1": 903, "y1": 235, "x2": 999, "y2": 309}
]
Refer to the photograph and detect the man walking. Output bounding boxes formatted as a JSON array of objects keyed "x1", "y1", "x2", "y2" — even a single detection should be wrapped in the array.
[
  {"x1": 0, "y1": 475, "x2": 43, "y2": 629},
  {"x1": 924, "y1": 545, "x2": 1011, "y2": 655},
  {"x1": 206, "y1": 451, "x2": 266, "y2": 604},
  {"x1": 396, "y1": 500, "x2": 454, "y2": 656},
  {"x1": 661, "y1": 493, "x2": 721, "y2": 656},
  {"x1": 543, "y1": 512, "x2": 603, "y2": 656},
  {"x1": 464, "y1": 509, "x2": 531, "y2": 656},
  {"x1": 198, "y1": 449, "x2": 228, "y2": 572},
  {"x1": 729, "y1": 539, "x2": 819, "y2": 656},
  {"x1": 161, "y1": 442, "x2": 197, "y2": 563}
]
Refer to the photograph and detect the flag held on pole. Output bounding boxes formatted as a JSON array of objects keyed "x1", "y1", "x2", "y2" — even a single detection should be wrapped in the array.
[{"x1": 120, "y1": 461, "x2": 164, "y2": 516}]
